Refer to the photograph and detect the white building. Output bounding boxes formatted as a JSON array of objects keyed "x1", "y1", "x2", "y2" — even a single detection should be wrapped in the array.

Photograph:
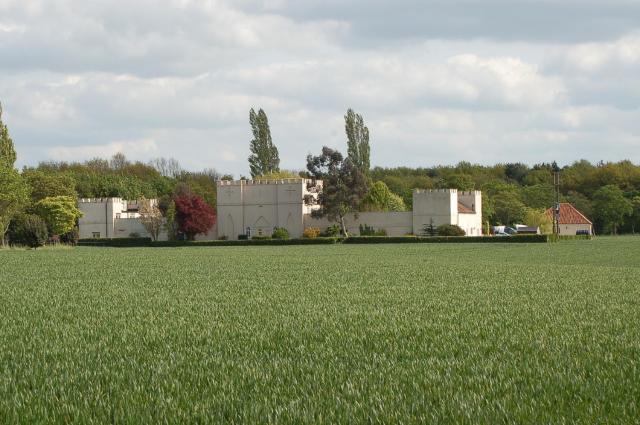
[
  {"x1": 545, "y1": 203, "x2": 593, "y2": 235},
  {"x1": 77, "y1": 183, "x2": 483, "y2": 240},
  {"x1": 216, "y1": 179, "x2": 322, "y2": 239},
  {"x1": 77, "y1": 198, "x2": 153, "y2": 239},
  {"x1": 218, "y1": 180, "x2": 482, "y2": 239}
]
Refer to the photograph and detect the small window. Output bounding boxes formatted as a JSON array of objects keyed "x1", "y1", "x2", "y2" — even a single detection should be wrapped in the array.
[
  {"x1": 92, "y1": 232, "x2": 101, "y2": 238},
  {"x1": 116, "y1": 213, "x2": 121, "y2": 219}
]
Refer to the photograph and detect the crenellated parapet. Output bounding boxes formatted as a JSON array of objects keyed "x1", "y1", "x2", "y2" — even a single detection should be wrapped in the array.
[{"x1": 217, "y1": 179, "x2": 313, "y2": 187}]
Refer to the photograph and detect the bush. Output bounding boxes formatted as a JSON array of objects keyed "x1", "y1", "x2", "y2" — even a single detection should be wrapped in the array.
[
  {"x1": 8, "y1": 214, "x2": 48, "y2": 248},
  {"x1": 436, "y1": 224, "x2": 466, "y2": 236},
  {"x1": 303, "y1": 227, "x2": 321, "y2": 239},
  {"x1": 238, "y1": 234, "x2": 248, "y2": 240},
  {"x1": 360, "y1": 224, "x2": 388, "y2": 236},
  {"x1": 322, "y1": 224, "x2": 341, "y2": 237},
  {"x1": 251, "y1": 235, "x2": 272, "y2": 240},
  {"x1": 129, "y1": 232, "x2": 141, "y2": 238},
  {"x1": 272, "y1": 227, "x2": 290, "y2": 240},
  {"x1": 78, "y1": 237, "x2": 152, "y2": 247},
  {"x1": 343, "y1": 235, "x2": 549, "y2": 244},
  {"x1": 60, "y1": 227, "x2": 80, "y2": 246}
]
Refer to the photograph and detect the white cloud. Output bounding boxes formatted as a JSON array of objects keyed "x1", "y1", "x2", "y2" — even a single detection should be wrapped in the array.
[
  {"x1": 48, "y1": 138, "x2": 157, "y2": 162},
  {"x1": 565, "y1": 34, "x2": 640, "y2": 72},
  {"x1": 0, "y1": 1, "x2": 638, "y2": 174}
]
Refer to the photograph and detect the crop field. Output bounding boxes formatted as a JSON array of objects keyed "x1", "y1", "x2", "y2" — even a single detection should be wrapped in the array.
[{"x1": 1, "y1": 237, "x2": 639, "y2": 423}]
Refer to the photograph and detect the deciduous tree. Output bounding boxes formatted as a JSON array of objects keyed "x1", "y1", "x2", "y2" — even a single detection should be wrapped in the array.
[
  {"x1": 174, "y1": 195, "x2": 216, "y2": 240},
  {"x1": 138, "y1": 197, "x2": 164, "y2": 241},
  {"x1": 593, "y1": 185, "x2": 633, "y2": 234},
  {"x1": 248, "y1": 108, "x2": 279, "y2": 178},
  {"x1": 361, "y1": 181, "x2": 406, "y2": 212},
  {"x1": 306, "y1": 147, "x2": 368, "y2": 236},
  {"x1": 345, "y1": 109, "x2": 370, "y2": 176},
  {"x1": 0, "y1": 167, "x2": 30, "y2": 246},
  {"x1": 34, "y1": 196, "x2": 83, "y2": 236},
  {"x1": 0, "y1": 103, "x2": 17, "y2": 169}
]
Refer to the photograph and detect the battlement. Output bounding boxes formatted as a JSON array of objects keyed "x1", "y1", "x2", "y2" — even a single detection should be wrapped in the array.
[
  {"x1": 79, "y1": 198, "x2": 123, "y2": 204},
  {"x1": 217, "y1": 178, "x2": 314, "y2": 187},
  {"x1": 413, "y1": 188, "x2": 458, "y2": 195}
]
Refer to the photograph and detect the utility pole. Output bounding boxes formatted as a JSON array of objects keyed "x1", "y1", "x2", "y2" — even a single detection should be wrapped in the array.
[{"x1": 553, "y1": 163, "x2": 561, "y2": 236}]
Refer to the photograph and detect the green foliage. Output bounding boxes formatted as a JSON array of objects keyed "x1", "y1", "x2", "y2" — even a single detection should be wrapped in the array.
[
  {"x1": 436, "y1": 224, "x2": 466, "y2": 236},
  {"x1": 0, "y1": 167, "x2": 30, "y2": 246},
  {"x1": 422, "y1": 218, "x2": 437, "y2": 237},
  {"x1": 22, "y1": 170, "x2": 77, "y2": 202},
  {"x1": 321, "y1": 224, "x2": 342, "y2": 237},
  {"x1": 34, "y1": 196, "x2": 83, "y2": 236},
  {"x1": 342, "y1": 234, "x2": 548, "y2": 243},
  {"x1": 254, "y1": 170, "x2": 302, "y2": 180},
  {"x1": 271, "y1": 227, "x2": 290, "y2": 240},
  {"x1": 345, "y1": 108, "x2": 370, "y2": 175},
  {"x1": 8, "y1": 213, "x2": 48, "y2": 248},
  {"x1": 307, "y1": 147, "x2": 368, "y2": 236},
  {"x1": 492, "y1": 190, "x2": 527, "y2": 225},
  {"x1": 524, "y1": 208, "x2": 553, "y2": 234},
  {"x1": 361, "y1": 181, "x2": 406, "y2": 212},
  {"x1": 521, "y1": 184, "x2": 554, "y2": 210},
  {"x1": 592, "y1": 185, "x2": 633, "y2": 234},
  {"x1": 358, "y1": 224, "x2": 387, "y2": 236},
  {"x1": 0, "y1": 102, "x2": 17, "y2": 169},
  {"x1": 440, "y1": 174, "x2": 475, "y2": 191},
  {"x1": 248, "y1": 108, "x2": 279, "y2": 178}
]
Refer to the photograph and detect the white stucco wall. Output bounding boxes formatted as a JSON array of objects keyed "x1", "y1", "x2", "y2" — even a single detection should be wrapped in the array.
[
  {"x1": 412, "y1": 189, "x2": 457, "y2": 234},
  {"x1": 216, "y1": 179, "x2": 321, "y2": 240},
  {"x1": 559, "y1": 223, "x2": 593, "y2": 235},
  {"x1": 305, "y1": 212, "x2": 413, "y2": 236}
]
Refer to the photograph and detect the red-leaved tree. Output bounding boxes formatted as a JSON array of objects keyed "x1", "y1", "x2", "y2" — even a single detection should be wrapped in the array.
[{"x1": 173, "y1": 195, "x2": 216, "y2": 240}]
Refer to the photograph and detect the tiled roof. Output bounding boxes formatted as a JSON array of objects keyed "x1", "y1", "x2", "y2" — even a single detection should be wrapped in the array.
[
  {"x1": 545, "y1": 203, "x2": 592, "y2": 225},
  {"x1": 458, "y1": 202, "x2": 475, "y2": 214}
]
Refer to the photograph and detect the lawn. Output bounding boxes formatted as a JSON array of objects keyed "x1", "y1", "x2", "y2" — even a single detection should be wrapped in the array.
[{"x1": 1, "y1": 237, "x2": 639, "y2": 423}]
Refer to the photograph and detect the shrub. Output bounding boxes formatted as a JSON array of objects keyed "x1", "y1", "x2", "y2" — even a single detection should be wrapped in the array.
[
  {"x1": 238, "y1": 234, "x2": 248, "y2": 240},
  {"x1": 303, "y1": 227, "x2": 321, "y2": 239},
  {"x1": 252, "y1": 235, "x2": 272, "y2": 240},
  {"x1": 60, "y1": 226, "x2": 80, "y2": 246},
  {"x1": 359, "y1": 224, "x2": 387, "y2": 236},
  {"x1": 129, "y1": 232, "x2": 141, "y2": 238},
  {"x1": 8, "y1": 214, "x2": 48, "y2": 248},
  {"x1": 322, "y1": 224, "x2": 341, "y2": 237},
  {"x1": 436, "y1": 224, "x2": 466, "y2": 236},
  {"x1": 272, "y1": 227, "x2": 290, "y2": 240}
]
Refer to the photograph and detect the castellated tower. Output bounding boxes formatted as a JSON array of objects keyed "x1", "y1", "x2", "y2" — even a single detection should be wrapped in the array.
[
  {"x1": 412, "y1": 189, "x2": 458, "y2": 235},
  {"x1": 411, "y1": 189, "x2": 483, "y2": 236}
]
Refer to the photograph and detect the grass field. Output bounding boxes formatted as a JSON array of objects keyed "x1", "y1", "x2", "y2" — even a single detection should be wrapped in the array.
[{"x1": 1, "y1": 237, "x2": 639, "y2": 423}]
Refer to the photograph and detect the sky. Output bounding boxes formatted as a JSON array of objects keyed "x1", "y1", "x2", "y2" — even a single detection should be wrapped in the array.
[{"x1": 1, "y1": 0, "x2": 639, "y2": 176}]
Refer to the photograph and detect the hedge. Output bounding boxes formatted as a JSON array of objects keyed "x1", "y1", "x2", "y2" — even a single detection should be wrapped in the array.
[
  {"x1": 342, "y1": 235, "x2": 550, "y2": 244},
  {"x1": 150, "y1": 238, "x2": 341, "y2": 247},
  {"x1": 78, "y1": 237, "x2": 152, "y2": 247},
  {"x1": 78, "y1": 234, "x2": 553, "y2": 247},
  {"x1": 548, "y1": 234, "x2": 593, "y2": 242}
]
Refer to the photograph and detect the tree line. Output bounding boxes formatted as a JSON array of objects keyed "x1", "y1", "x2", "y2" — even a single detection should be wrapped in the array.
[{"x1": 2, "y1": 101, "x2": 640, "y2": 247}]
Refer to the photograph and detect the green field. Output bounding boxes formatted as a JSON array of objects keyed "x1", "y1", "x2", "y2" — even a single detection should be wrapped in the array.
[{"x1": 1, "y1": 238, "x2": 639, "y2": 423}]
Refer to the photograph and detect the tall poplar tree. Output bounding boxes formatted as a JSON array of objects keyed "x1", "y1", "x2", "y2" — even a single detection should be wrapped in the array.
[
  {"x1": 0, "y1": 102, "x2": 29, "y2": 246},
  {"x1": 0, "y1": 103, "x2": 17, "y2": 169},
  {"x1": 345, "y1": 108, "x2": 370, "y2": 176},
  {"x1": 248, "y1": 108, "x2": 280, "y2": 178}
]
